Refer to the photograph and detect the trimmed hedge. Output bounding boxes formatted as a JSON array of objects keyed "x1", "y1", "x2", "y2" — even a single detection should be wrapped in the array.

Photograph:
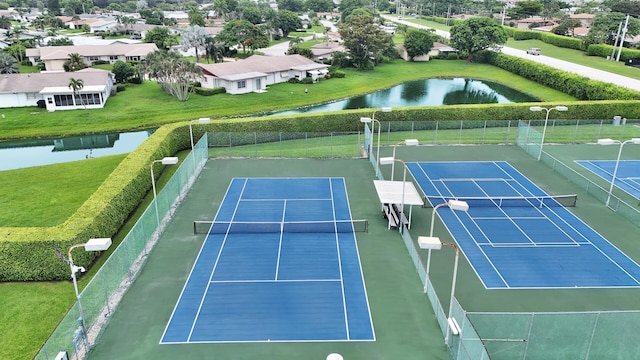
[
  {"x1": 505, "y1": 28, "x2": 585, "y2": 51},
  {"x1": 0, "y1": 124, "x2": 186, "y2": 281},
  {"x1": 480, "y1": 51, "x2": 640, "y2": 100},
  {"x1": 194, "y1": 87, "x2": 226, "y2": 96},
  {"x1": 587, "y1": 44, "x2": 640, "y2": 61}
]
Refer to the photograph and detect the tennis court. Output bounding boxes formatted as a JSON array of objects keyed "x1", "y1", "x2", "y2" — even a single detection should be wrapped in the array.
[
  {"x1": 576, "y1": 160, "x2": 640, "y2": 200},
  {"x1": 407, "y1": 161, "x2": 640, "y2": 289},
  {"x1": 161, "y1": 177, "x2": 374, "y2": 343}
]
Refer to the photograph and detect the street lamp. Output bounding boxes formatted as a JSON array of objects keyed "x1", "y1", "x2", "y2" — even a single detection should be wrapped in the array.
[
  {"x1": 529, "y1": 106, "x2": 568, "y2": 161},
  {"x1": 418, "y1": 236, "x2": 462, "y2": 345},
  {"x1": 360, "y1": 107, "x2": 392, "y2": 168},
  {"x1": 418, "y1": 200, "x2": 469, "y2": 294},
  {"x1": 150, "y1": 157, "x2": 179, "y2": 227},
  {"x1": 389, "y1": 139, "x2": 419, "y2": 180},
  {"x1": 189, "y1": 117, "x2": 211, "y2": 150},
  {"x1": 56, "y1": 238, "x2": 112, "y2": 332},
  {"x1": 597, "y1": 138, "x2": 640, "y2": 207}
]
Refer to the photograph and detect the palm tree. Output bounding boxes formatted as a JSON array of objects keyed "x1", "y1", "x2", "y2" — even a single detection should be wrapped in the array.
[
  {"x1": 68, "y1": 77, "x2": 85, "y2": 109},
  {"x1": 204, "y1": 37, "x2": 224, "y2": 63},
  {"x1": 0, "y1": 53, "x2": 19, "y2": 74},
  {"x1": 64, "y1": 53, "x2": 85, "y2": 72},
  {"x1": 0, "y1": 15, "x2": 11, "y2": 30}
]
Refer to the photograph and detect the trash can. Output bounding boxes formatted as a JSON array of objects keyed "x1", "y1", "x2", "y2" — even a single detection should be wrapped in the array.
[{"x1": 613, "y1": 115, "x2": 622, "y2": 126}]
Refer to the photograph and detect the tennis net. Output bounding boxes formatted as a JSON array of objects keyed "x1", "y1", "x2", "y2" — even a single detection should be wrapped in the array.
[
  {"x1": 193, "y1": 219, "x2": 369, "y2": 234},
  {"x1": 423, "y1": 194, "x2": 577, "y2": 208}
]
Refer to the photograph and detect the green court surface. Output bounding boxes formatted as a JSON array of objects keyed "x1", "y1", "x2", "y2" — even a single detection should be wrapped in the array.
[{"x1": 88, "y1": 145, "x2": 640, "y2": 359}]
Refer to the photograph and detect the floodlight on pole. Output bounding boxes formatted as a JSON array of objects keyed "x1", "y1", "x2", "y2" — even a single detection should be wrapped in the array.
[
  {"x1": 189, "y1": 117, "x2": 211, "y2": 150},
  {"x1": 529, "y1": 106, "x2": 568, "y2": 161},
  {"x1": 419, "y1": 200, "x2": 468, "y2": 294},
  {"x1": 597, "y1": 138, "x2": 640, "y2": 207},
  {"x1": 361, "y1": 107, "x2": 392, "y2": 170},
  {"x1": 150, "y1": 157, "x2": 179, "y2": 228},
  {"x1": 389, "y1": 139, "x2": 418, "y2": 180},
  {"x1": 417, "y1": 236, "x2": 461, "y2": 344},
  {"x1": 60, "y1": 238, "x2": 112, "y2": 339}
]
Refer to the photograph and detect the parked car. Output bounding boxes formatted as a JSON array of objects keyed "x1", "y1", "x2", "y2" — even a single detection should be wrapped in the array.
[{"x1": 526, "y1": 48, "x2": 541, "y2": 55}]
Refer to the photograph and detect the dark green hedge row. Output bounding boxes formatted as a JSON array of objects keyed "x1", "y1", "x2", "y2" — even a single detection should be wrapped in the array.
[
  {"x1": 480, "y1": 51, "x2": 640, "y2": 100},
  {"x1": 587, "y1": 44, "x2": 640, "y2": 61},
  {"x1": 505, "y1": 28, "x2": 585, "y2": 50},
  {"x1": 194, "y1": 87, "x2": 226, "y2": 96},
  {"x1": 419, "y1": 16, "x2": 464, "y2": 27},
  {"x1": 0, "y1": 124, "x2": 185, "y2": 281},
  {"x1": 5, "y1": 97, "x2": 640, "y2": 280}
]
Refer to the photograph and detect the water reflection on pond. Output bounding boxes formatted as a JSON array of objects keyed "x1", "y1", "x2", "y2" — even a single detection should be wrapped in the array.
[
  {"x1": 273, "y1": 78, "x2": 537, "y2": 115},
  {"x1": 0, "y1": 130, "x2": 154, "y2": 171}
]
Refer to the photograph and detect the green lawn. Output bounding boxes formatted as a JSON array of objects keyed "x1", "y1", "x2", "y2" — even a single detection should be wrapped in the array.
[{"x1": 0, "y1": 60, "x2": 573, "y2": 141}]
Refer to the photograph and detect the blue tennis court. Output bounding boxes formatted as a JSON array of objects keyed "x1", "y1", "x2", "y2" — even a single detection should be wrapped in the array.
[
  {"x1": 576, "y1": 160, "x2": 640, "y2": 200},
  {"x1": 161, "y1": 177, "x2": 374, "y2": 343},
  {"x1": 407, "y1": 161, "x2": 640, "y2": 289}
]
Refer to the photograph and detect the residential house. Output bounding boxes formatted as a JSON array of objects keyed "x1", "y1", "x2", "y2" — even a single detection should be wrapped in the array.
[
  {"x1": 310, "y1": 42, "x2": 345, "y2": 62},
  {"x1": 197, "y1": 55, "x2": 329, "y2": 95},
  {"x1": 397, "y1": 42, "x2": 457, "y2": 61},
  {"x1": 26, "y1": 43, "x2": 158, "y2": 71},
  {"x1": 515, "y1": 17, "x2": 557, "y2": 30},
  {"x1": 570, "y1": 13, "x2": 595, "y2": 28},
  {"x1": 0, "y1": 68, "x2": 115, "y2": 111}
]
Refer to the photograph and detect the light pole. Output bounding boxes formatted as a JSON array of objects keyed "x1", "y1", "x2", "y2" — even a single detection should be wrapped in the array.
[
  {"x1": 360, "y1": 107, "x2": 392, "y2": 168},
  {"x1": 56, "y1": 238, "x2": 112, "y2": 333},
  {"x1": 418, "y1": 236, "x2": 462, "y2": 345},
  {"x1": 418, "y1": 200, "x2": 469, "y2": 294},
  {"x1": 150, "y1": 157, "x2": 179, "y2": 228},
  {"x1": 597, "y1": 138, "x2": 640, "y2": 207},
  {"x1": 189, "y1": 117, "x2": 211, "y2": 150},
  {"x1": 389, "y1": 139, "x2": 419, "y2": 180},
  {"x1": 529, "y1": 106, "x2": 568, "y2": 161}
]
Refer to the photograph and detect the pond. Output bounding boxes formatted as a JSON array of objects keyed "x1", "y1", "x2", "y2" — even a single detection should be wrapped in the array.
[
  {"x1": 0, "y1": 129, "x2": 155, "y2": 171},
  {"x1": 272, "y1": 78, "x2": 537, "y2": 115}
]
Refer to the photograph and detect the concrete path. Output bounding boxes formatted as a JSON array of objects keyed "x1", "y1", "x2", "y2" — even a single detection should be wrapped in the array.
[{"x1": 381, "y1": 14, "x2": 640, "y2": 92}]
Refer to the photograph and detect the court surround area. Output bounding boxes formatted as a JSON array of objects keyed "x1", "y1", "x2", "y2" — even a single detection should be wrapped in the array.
[{"x1": 576, "y1": 159, "x2": 640, "y2": 200}]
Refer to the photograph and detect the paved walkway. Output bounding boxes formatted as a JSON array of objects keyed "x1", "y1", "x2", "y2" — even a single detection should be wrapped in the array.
[{"x1": 381, "y1": 14, "x2": 640, "y2": 92}]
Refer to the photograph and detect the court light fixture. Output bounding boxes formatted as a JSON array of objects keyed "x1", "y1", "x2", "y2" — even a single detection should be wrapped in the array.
[
  {"x1": 419, "y1": 199, "x2": 469, "y2": 294},
  {"x1": 151, "y1": 157, "x2": 179, "y2": 227},
  {"x1": 596, "y1": 138, "x2": 640, "y2": 207},
  {"x1": 360, "y1": 107, "x2": 392, "y2": 175},
  {"x1": 417, "y1": 235, "x2": 461, "y2": 345},
  {"x1": 529, "y1": 106, "x2": 568, "y2": 161},
  {"x1": 189, "y1": 117, "x2": 211, "y2": 151},
  {"x1": 55, "y1": 238, "x2": 112, "y2": 344},
  {"x1": 389, "y1": 139, "x2": 418, "y2": 180}
]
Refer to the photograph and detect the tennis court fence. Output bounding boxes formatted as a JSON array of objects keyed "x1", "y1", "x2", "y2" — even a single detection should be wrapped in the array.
[
  {"x1": 193, "y1": 219, "x2": 369, "y2": 234},
  {"x1": 516, "y1": 120, "x2": 640, "y2": 226},
  {"x1": 35, "y1": 136, "x2": 210, "y2": 360}
]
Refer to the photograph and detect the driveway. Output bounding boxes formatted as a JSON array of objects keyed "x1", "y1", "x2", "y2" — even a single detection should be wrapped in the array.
[{"x1": 381, "y1": 14, "x2": 640, "y2": 92}]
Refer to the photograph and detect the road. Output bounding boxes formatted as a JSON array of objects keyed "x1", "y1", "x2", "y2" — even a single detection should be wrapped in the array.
[{"x1": 382, "y1": 14, "x2": 640, "y2": 92}]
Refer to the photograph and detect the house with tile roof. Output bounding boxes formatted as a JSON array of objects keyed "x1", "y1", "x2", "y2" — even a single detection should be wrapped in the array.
[
  {"x1": 26, "y1": 43, "x2": 158, "y2": 72},
  {"x1": 0, "y1": 68, "x2": 115, "y2": 111},
  {"x1": 196, "y1": 55, "x2": 329, "y2": 95}
]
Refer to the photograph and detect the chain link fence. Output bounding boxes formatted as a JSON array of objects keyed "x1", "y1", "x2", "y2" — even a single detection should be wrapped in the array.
[{"x1": 35, "y1": 137, "x2": 209, "y2": 360}]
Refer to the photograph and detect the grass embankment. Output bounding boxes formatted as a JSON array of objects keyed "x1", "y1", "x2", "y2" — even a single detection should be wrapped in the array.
[{"x1": 0, "y1": 60, "x2": 572, "y2": 141}]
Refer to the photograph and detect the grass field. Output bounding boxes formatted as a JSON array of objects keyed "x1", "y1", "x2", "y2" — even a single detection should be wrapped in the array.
[{"x1": 0, "y1": 60, "x2": 574, "y2": 141}]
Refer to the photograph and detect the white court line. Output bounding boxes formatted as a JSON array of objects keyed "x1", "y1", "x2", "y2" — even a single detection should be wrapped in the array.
[
  {"x1": 240, "y1": 197, "x2": 333, "y2": 201},
  {"x1": 274, "y1": 200, "x2": 286, "y2": 281},
  {"x1": 330, "y1": 178, "x2": 350, "y2": 341},
  {"x1": 210, "y1": 278, "x2": 342, "y2": 283},
  {"x1": 187, "y1": 178, "x2": 250, "y2": 342},
  {"x1": 477, "y1": 242, "x2": 587, "y2": 247}
]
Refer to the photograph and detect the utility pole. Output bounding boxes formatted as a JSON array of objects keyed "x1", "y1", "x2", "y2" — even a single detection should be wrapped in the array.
[
  {"x1": 611, "y1": 21, "x2": 622, "y2": 61},
  {"x1": 616, "y1": 14, "x2": 630, "y2": 62}
]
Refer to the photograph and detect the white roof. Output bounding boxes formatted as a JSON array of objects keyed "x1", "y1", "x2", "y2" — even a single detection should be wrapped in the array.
[{"x1": 373, "y1": 180, "x2": 424, "y2": 206}]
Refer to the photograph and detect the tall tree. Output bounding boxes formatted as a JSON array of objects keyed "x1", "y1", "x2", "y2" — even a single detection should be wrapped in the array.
[
  {"x1": 507, "y1": 0, "x2": 543, "y2": 20},
  {"x1": 143, "y1": 50, "x2": 203, "y2": 101},
  {"x1": 277, "y1": 0, "x2": 304, "y2": 12},
  {"x1": 0, "y1": 53, "x2": 19, "y2": 74},
  {"x1": 181, "y1": 25, "x2": 208, "y2": 62},
  {"x1": 0, "y1": 16, "x2": 11, "y2": 29},
  {"x1": 585, "y1": 12, "x2": 640, "y2": 46},
  {"x1": 47, "y1": 0, "x2": 61, "y2": 15},
  {"x1": 403, "y1": 28, "x2": 436, "y2": 61},
  {"x1": 339, "y1": 14, "x2": 394, "y2": 70},
  {"x1": 277, "y1": 10, "x2": 302, "y2": 37},
  {"x1": 112, "y1": 60, "x2": 135, "y2": 83},
  {"x1": 68, "y1": 77, "x2": 85, "y2": 109},
  {"x1": 304, "y1": 0, "x2": 334, "y2": 13},
  {"x1": 188, "y1": 6, "x2": 206, "y2": 26},
  {"x1": 216, "y1": 19, "x2": 268, "y2": 54},
  {"x1": 144, "y1": 26, "x2": 178, "y2": 50},
  {"x1": 449, "y1": 17, "x2": 508, "y2": 61},
  {"x1": 204, "y1": 37, "x2": 225, "y2": 63}
]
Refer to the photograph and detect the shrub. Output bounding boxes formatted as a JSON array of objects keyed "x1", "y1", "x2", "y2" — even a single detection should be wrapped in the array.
[
  {"x1": 330, "y1": 70, "x2": 345, "y2": 78},
  {"x1": 194, "y1": 87, "x2": 226, "y2": 96},
  {"x1": 446, "y1": 52, "x2": 459, "y2": 60},
  {"x1": 587, "y1": 44, "x2": 640, "y2": 61},
  {"x1": 300, "y1": 77, "x2": 313, "y2": 84},
  {"x1": 116, "y1": 84, "x2": 126, "y2": 92},
  {"x1": 287, "y1": 78, "x2": 301, "y2": 84}
]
